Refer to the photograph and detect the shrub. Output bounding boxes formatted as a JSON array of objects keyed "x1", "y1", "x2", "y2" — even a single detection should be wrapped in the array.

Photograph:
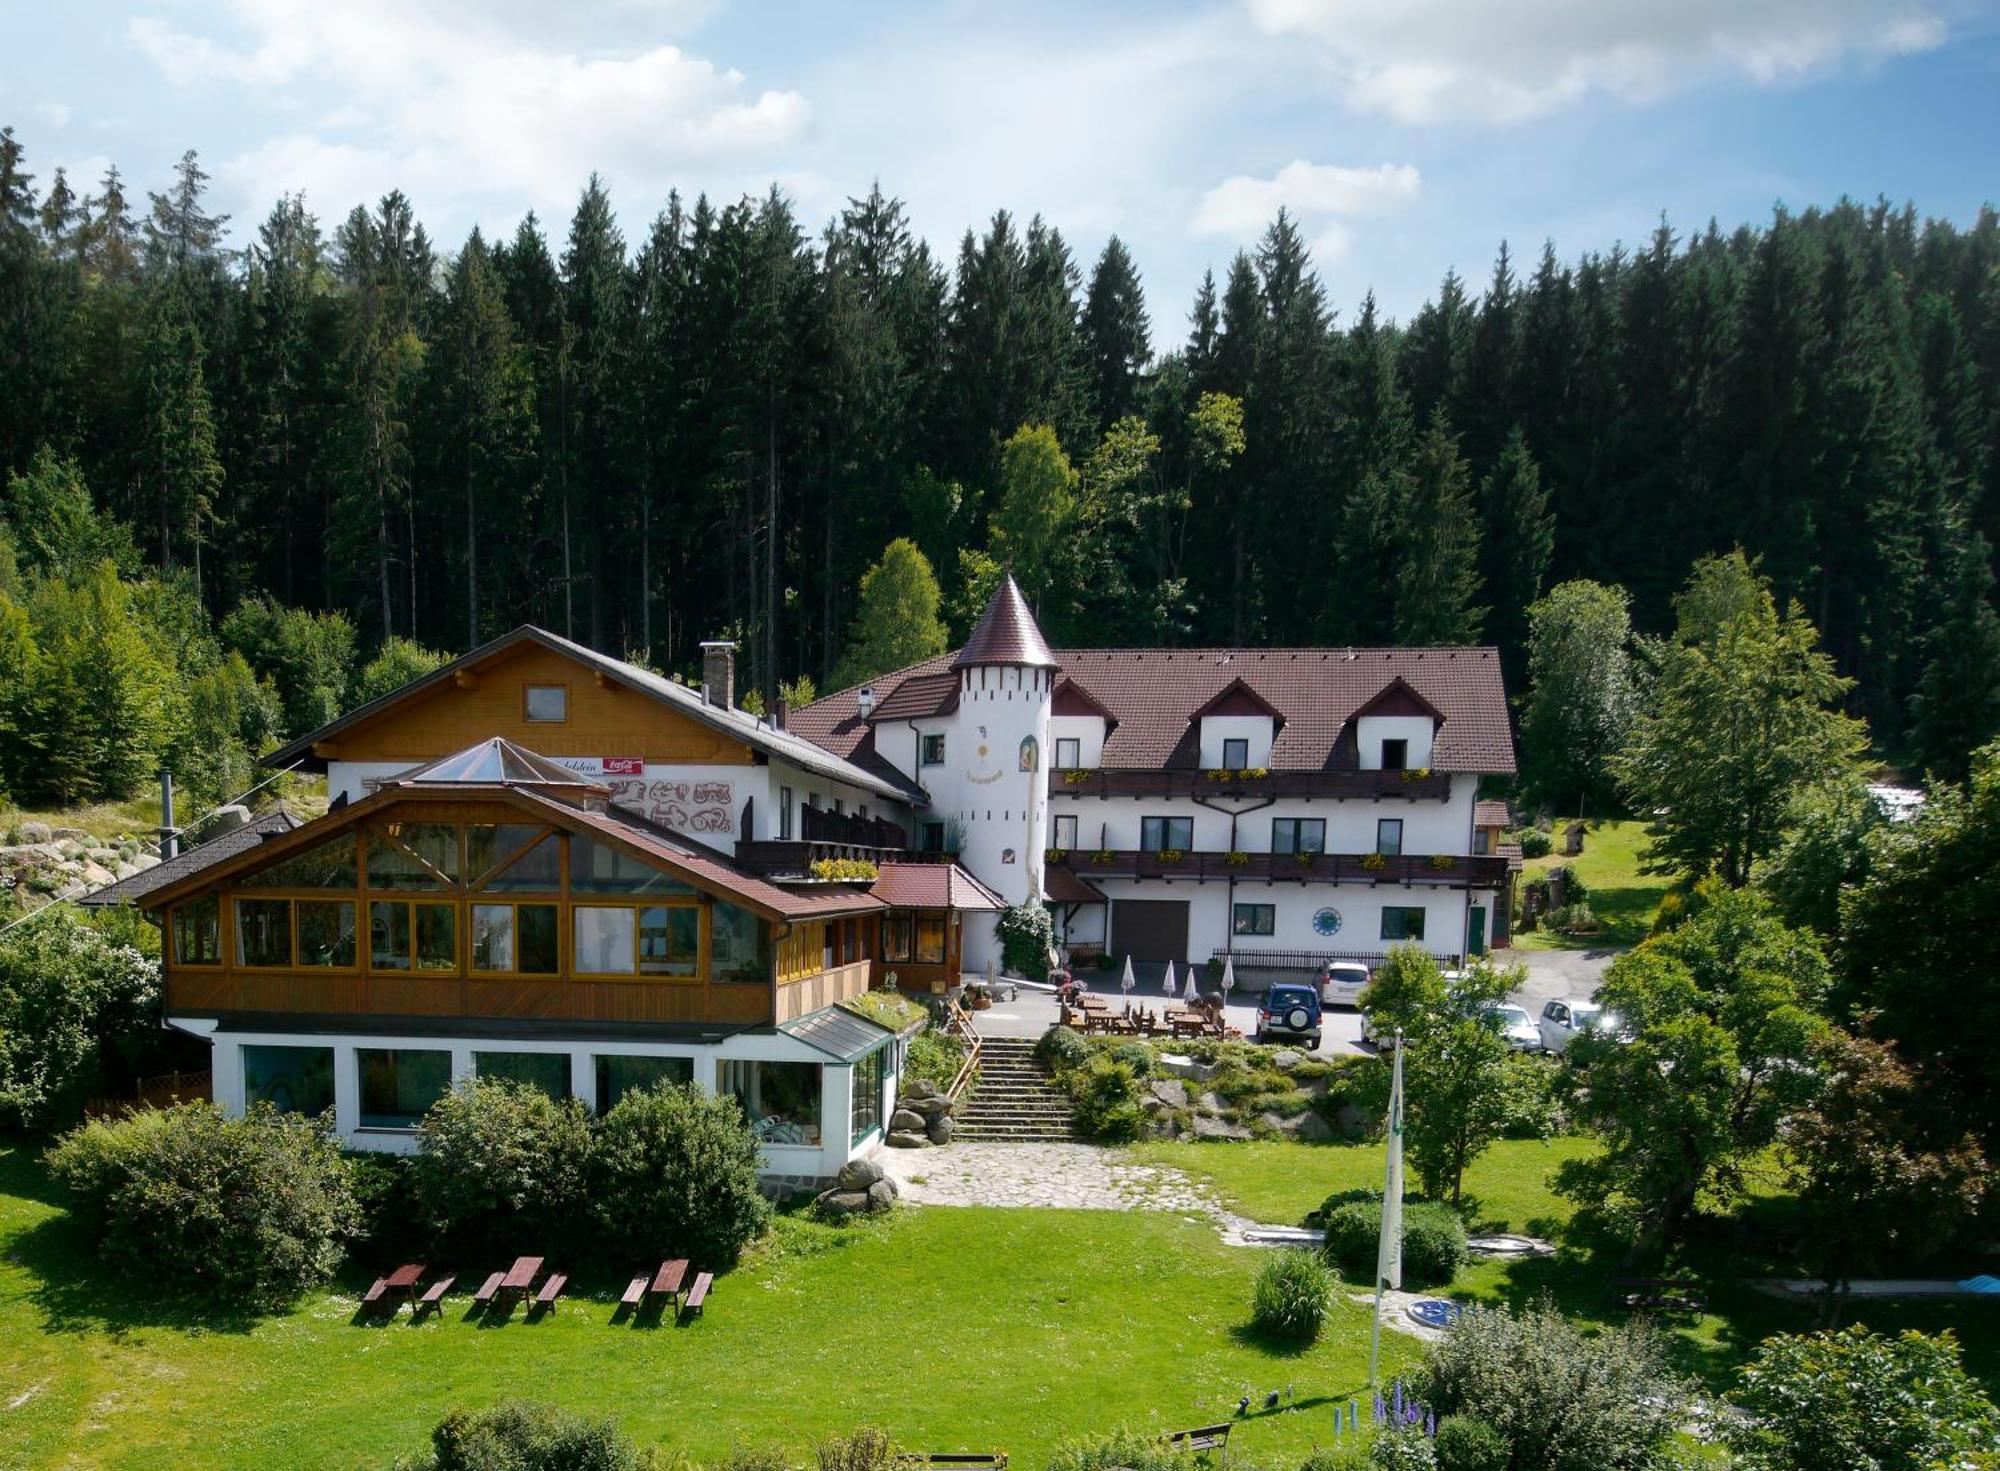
[
  {"x1": 591, "y1": 1084, "x2": 770, "y2": 1267},
  {"x1": 418, "y1": 1400, "x2": 652, "y2": 1471},
  {"x1": 347, "y1": 1151, "x2": 413, "y2": 1258},
  {"x1": 1251, "y1": 1248, "x2": 1333, "y2": 1344},
  {"x1": 411, "y1": 1079, "x2": 594, "y2": 1258},
  {"x1": 903, "y1": 1029, "x2": 971, "y2": 1093},
  {"x1": 1321, "y1": 1197, "x2": 1468, "y2": 1288},
  {"x1": 1417, "y1": 1300, "x2": 1687, "y2": 1471},
  {"x1": 1515, "y1": 827, "x2": 1552, "y2": 859},
  {"x1": 46, "y1": 1102, "x2": 358, "y2": 1308},
  {"x1": 814, "y1": 1427, "x2": 896, "y2": 1471},
  {"x1": 0, "y1": 905, "x2": 160, "y2": 1131},
  {"x1": 1545, "y1": 902, "x2": 1598, "y2": 934},
  {"x1": 1108, "y1": 1041, "x2": 1153, "y2": 1076},
  {"x1": 1043, "y1": 1429, "x2": 1184, "y2": 1471},
  {"x1": 1036, "y1": 1025, "x2": 1089, "y2": 1072},
  {"x1": 1726, "y1": 1326, "x2": 2000, "y2": 1471},
  {"x1": 1298, "y1": 1449, "x2": 1370, "y2": 1471},
  {"x1": 1370, "y1": 1424, "x2": 1438, "y2": 1471},
  {"x1": 1069, "y1": 1057, "x2": 1146, "y2": 1141},
  {"x1": 1432, "y1": 1416, "x2": 1507, "y2": 1471},
  {"x1": 994, "y1": 902, "x2": 1055, "y2": 977},
  {"x1": 1489, "y1": 1053, "x2": 1562, "y2": 1139}
]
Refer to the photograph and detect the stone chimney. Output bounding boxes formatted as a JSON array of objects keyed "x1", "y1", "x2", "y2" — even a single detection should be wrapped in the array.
[
  {"x1": 700, "y1": 640, "x2": 736, "y2": 710},
  {"x1": 856, "y1": 684, "x2": 875, "y2": 720}
]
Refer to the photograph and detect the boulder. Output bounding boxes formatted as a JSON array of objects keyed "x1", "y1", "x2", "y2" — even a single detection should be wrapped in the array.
[
  {"x1": 890, "y1": 1108, "x2": 927, "y2": 1133},
  {"x1": 16, "y1": 821, "x2": 51, "y2": 844},
  {"x1": 1196, "y1": 1091, "x2": 1224, "y2": 1115},
  {"x1": 1295, "y1": 1111, "x2": 1337, "y2": 1143},
  {"x1": 1191, "y1": 1114, "x2": 1252, "y2": 1141},
  {"x1": 79, "y1": 862, "x2": 115, "y2": 889},
  {"x1": 56, "y1": 839, "x2": 85, "y2": 859},
  {"x1": 836, "y1": 1157, "x2": 886, "y2": 1192},
  {"x1": 904, "y1": 1078, "x2": 939, "y2": 1101},
  {"x1": 1149, "y1": 1078, "x2": 1188, "y2": 1110},
  {"x1": 50, "y1": 827, "x2": 89, "y2": 844},
  {"x1": 1259, "y1": 1111, "x2": 1299, "y2": 1134},
  {"x1": 1334, "y1": 1103, "x2": 1371, "y2": 1137},
  {"x1": 1271, "y1": 1049, "x2": 1304, "y2": 1071},
  {"x1": 1158, "y1": 1054, "x2": 1219, "y2": 1083},
  {"x1": 866, "y1": 1179, "x2": 898, "y2": 1212},
  {"x1": 904, "y1": 1093, "x2": 952, "y2": 1118},
  {"x1": 814, "y1": 1189, "x2": 873, "y2": 1217},
  {"x1": 887, "y1": 1129, "x2": 930, "y2": 1149},
  {"x1": 925, "y1": 1114, "x2": 954, "y2": 1145}
]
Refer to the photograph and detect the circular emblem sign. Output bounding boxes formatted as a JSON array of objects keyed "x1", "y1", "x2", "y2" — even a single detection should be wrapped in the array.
[{"x1": 1312, "y1": 907, "x2": 1344, "y2": 937}]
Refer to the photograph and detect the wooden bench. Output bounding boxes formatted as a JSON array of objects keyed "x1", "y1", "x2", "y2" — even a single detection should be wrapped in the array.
[
  {"x1": 471, "y1": 1271, "x2": 505, "y2": 1311},
  {"x1": 533, "y1": 1272, "x2": 568, "y2": 1315},
  {"x1": 1163, "y1": 1423, "x2": 1232, "y2": 1455},
  {"x1": 412, "y1": 1274, "x2": 455, "y2": 1322},
  {"x1": 620, "y1": 1275, "x2": 648, "y2": 1312},
  {"x1": 361, "y1": 1277, "x2": 391, "y2": 1313},
  {"x1": 681, "y1": 1272, "x2": 712, "y2": 1319},
  {"x1": 897, "y1": 1455, "x2": 1009, "y2": 1470}
]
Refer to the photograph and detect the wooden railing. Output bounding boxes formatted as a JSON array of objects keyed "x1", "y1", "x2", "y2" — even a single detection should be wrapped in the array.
[
  {"x1": 1048, "y1": 849, "x2": 1510, "y2": 887},
  {"x1": 1050, "y1": 768, "x2": 1453, "y2": 801},
  {"x1": 943, "y1": 999, "x2": 983, "y2": 1104}
]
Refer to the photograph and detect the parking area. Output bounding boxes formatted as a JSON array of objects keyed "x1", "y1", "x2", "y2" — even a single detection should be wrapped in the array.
[{"x1": 970, "y1": 949, "x2": 1616, "y2": 1058}]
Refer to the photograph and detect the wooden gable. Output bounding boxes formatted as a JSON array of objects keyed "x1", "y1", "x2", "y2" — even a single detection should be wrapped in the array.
[{"x1": 311, "y1": 642, "x2": 755, "y2": 767}]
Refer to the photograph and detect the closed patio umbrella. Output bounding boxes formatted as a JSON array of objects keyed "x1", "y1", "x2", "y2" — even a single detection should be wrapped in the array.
[
  {"x1": 1162, "y1": 958, "x2": 1178, "y2": 1000},
  {"x1": 1184, "y1": 965, "x2": 1201, "y2": 1001},
  {"x1": 1120, "y1": 955, "x2": 1136, "y2": 995},
  {"x1": 1221, "y1": 955, "x2": 1237, "y2": 1000}
]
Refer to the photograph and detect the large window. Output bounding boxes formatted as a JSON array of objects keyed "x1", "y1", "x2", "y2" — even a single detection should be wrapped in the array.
[
  {"x1": 235, "y1": 898, "x2": 292, "y2": 967},
  {"x1": 1233, "y1": 902, "x2": 1276, "y2": 936},
  {"x1": 465, "y1": 824, "x2": 550, "y2": 887},
  {"x1": 366, "y1": 825, "x2": 459, "y2": 889},
  {"x1": 238, "y1": 836, "x2": 358, "y2": 889},
  {"x1": 851, "y1": 1047, "x2": 885, "y2": 1144},
  {"x1": 297, "y1": 900, "x2": 358, "y2": 966},
  {"x1": 369, "y1": 900, "x2": 456, "y2": 971},
  {"x1": 470, "y1": 903, "x2": 559, "y2": 974},
  {"x1": 920, "y1": 733, "x2": 946, "y2": 767},
  {"x1": 475, "y1": 1050, "x2": 570, "y2": 1101},
  {"x1": 524, "y1": 684, "x2": 567, "y2": 722},
  {"x1": 1380, "y1": 906, "x2": 1426, "y2": 942},
  {"x1": 243, "y1": 1045, "x2": 334, "y2": 1116},
  {"x1": 357, "y1": 1048, "x2": 451, "y2": 1128},
  {"x1": 882, "y1": 916, "x2": 913, "y2": 963},
  {"x1": 1141, "y1": 815, "x2": 1193, "y2": 852},
  {"x1": 1272, "y1": 818, "x2": 1326, "y2": 854},
  {"x1": 1052, "y1": 814, "x2": 1078, "y2": 849},
  {"x1": 1376, "y1": 819, "x2": 1404, "y2": 857},
  {"x1": 171, "y1": 896, "x2": 220, "y2": 965},
  {"x1": 1222, "y1": 737, "x2": 1249, "y2": 768},
  {"x1": 1054, "y1": 736, "x2": 1081, "y2": 769},
  {"x1": 711, "y1": 901, "x2": 769, "y2": 985},
  {"x1": 720, "y1": 1059, "x2": 822, "y2": 1146},
  {"x1": 594, "y1": 1054, "x2": 694, "y2": 1112},
  {"x1": 916, "y1": 915, "x2": 947, "y2": 964},
  {"x1": 570, "y1": 836, "x2": 696, "y2": 896},
  {"x1": 574, "y1": 903, "x2": 703, "y2": 977}
]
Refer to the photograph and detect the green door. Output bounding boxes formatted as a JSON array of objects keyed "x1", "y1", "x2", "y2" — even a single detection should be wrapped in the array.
[{"x1": 1466, "y1": 905, "x2": 1487, "y2": 957}]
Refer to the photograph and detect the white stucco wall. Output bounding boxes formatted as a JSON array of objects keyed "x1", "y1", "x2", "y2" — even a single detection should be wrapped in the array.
[
  {"x1": 1356, "y1": 715, "x2": 1437, "y2": 770},
  {"x1": 1049, "y1": 777, "x2": 1476, "y2": 856},
  {"x1": 1197, "y1": 714, "x2": 1277, "y2": 768},
  {"x1": 1048, "y1": 714, "x2": 1108, "y2": 768}
]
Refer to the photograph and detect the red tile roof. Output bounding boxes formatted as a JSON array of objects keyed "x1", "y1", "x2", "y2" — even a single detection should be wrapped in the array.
[
  {"x1": 954, "y1": 573, "x2": 1058, "y2": 670},
  {"x1": 794, "y1": 646, "x2": 1516, "y2": 775},
  {"x1": 1044, "y1": 867, "x2": 1107, "y2": 905},
  {"x1": 867, "y1": 861, "x2": 1004, "y2": 911},
  {"x1": 1474, "y1": 800, "x2": 1513, "y2": 829},
  {"x1": 868, "y1": 670, "x2": 959, "y2": 721}
]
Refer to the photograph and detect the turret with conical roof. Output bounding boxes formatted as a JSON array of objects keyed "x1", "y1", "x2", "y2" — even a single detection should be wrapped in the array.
[{"x1": 954, "y1": 572, "x2": 1058, "y2": 671}]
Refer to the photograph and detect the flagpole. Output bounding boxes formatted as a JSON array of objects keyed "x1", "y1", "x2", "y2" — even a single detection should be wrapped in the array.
[{"x1": 1369, "y1": 1029, "x2": 1405, "y2": 1388}]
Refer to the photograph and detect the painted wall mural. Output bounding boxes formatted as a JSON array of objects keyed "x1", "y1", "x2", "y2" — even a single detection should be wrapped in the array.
[{"x1": 607, "y1": 777, "x2": 735, "y2": 834}]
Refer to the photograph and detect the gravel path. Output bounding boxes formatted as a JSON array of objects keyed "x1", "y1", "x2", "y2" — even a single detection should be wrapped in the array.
[{"x1": 879, "y1": 1142, "x2": 1260, "y2": 1236}]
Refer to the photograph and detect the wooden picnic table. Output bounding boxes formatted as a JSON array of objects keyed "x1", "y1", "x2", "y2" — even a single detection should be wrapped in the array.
[
  {"x1": 651, "y1": 1258, "x2": 689, "y2": 1305},
  {"x1": 500, "y1": 1256, "x2": 542, "y2": 1303},
  {"x1": 385, "y1": 1262, "x2": 426, "y2": 1300},
  {"x1": 1076, "y1": 993, "x2": 1108, "y2": 1011}
]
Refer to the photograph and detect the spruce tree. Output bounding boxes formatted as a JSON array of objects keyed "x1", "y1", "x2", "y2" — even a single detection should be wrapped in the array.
[
  {"x1": 1390, "y1": 419, "x2": 1486, "y2": 644},
  {"x1": 1081, "y1": 235, "x2": 1150, "y2": 431},
  {"x1": 1478, "y1": 427, "x2": 1554, "y2": 680},
  {"x1": 141, "y1": 276, "x2": 224, "y2": 591},
  {"x1": 1909, "y1": 533, "x2": 2000, "y2": 785},
  {"x1": 144, "y1": 149, "x2": 229, "y2": 275}
]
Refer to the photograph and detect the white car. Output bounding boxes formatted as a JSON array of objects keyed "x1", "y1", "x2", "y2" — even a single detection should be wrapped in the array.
[
  {"x1": 1318, "y1": 962, "x2": 1371, "y2": 1009},
  {"x1": 1485, "y1": 1003, "x2": 1542, "y2": 1052},
  {"x1": 1538, "y1": 998, "x2": 1625, "y2": 1053}
]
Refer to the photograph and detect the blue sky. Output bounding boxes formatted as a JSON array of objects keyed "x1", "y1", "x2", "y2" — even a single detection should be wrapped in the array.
[{"x1": 4, "y1": 0, "x2": 1997, "y2": 331}]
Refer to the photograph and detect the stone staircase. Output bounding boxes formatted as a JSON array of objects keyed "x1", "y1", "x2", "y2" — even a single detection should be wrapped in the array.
[{"x1": 953, "y1": 1036, "x2": 1081, "y2": 1143}]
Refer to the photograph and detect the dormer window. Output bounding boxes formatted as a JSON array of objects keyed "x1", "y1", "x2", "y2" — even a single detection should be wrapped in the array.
[
  {"x1": 1222, "y1": 737, "x2": 1249, "y2": 769},
  {"x1": 1381, "y1": 738, "x2": 1408, "y2": 771},
  {"x1": 1055, "y1": 736, "x2": 1080, "y2": 769},
  {"x1": 523, "y1": 685, "x2": 567, "y2": 723}
]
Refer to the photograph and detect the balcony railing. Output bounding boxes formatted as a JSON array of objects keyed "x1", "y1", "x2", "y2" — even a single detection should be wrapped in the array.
[
  {"x1": 1049, "y1": 768, "x2": 1452, "y2": 801},
  {"x1": 1046, "y1": 848, "x2": 1510, "y2": 887},
  {"x1": 801, "y1": 806, "x2": 908, "y2": 849}
]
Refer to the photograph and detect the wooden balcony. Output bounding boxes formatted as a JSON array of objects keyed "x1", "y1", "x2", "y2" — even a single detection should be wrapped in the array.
[
  {"x1": 734, "y1": 806, "x2": 912, "y2": 877},
  {"x1": 1047, "y1": 848, "x2": 1510, "y2": 887},
  {"x1": 1049, "y1": 768, "x2": 1453, "y2": 801}
]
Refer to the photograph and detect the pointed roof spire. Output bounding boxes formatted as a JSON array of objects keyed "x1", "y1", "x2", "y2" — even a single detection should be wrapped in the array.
[{"x1": 953, "y1": 572, "x2": 1058, "y2": 670}]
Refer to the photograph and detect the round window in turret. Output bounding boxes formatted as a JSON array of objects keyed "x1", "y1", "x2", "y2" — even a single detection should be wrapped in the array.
[{"x1": 1312, "y1": 907, "x2": 1344, "y2": 937}]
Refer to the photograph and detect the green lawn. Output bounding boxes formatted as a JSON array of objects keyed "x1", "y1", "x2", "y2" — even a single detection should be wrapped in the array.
[
  {"x1": 0, "y1": 1144, "x2": 1413, "y2": 1471},
  {"x1": 1512, "y1": 818, "x2": 1672, "y2": 950},
  {"x1": 1127, "y1": 1137, "x2": 2000, "y2": 1397}
]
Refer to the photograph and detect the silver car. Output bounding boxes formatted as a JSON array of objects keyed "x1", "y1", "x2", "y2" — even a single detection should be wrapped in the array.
[
  {"x1": 1485, "y1": 1002, "x2": 1542, "y2": 1052},
  {"x1": 1538, "y1": 998, "x2": 1626, "y2": 1053},
  {"x1": 1318, "y1": 962, "x2": 1372, "y2": 1009}
]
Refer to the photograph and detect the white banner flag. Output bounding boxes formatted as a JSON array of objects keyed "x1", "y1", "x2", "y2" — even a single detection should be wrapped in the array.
[{"x1": 1377, "y1": 1039, "x2": 1405, "y2": 1291}]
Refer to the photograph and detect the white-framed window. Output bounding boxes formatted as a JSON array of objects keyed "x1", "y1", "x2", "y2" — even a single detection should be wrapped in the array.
[
  {"x1": 921, "y1": 732, "x2": 946, "y2": 766},
  {"x1": 1052, "y1": 814, "x2": 1078, "y2": 848},
  {"x1": 1376, "y1": 818, "x2": 1404, "y2": 856},
  {"x1": 1222, "y1": 737, "x2": 1249, "y2": 768},
  {"x1": 1055, "y1": 736, "x2": 1081, "y2": 769}
]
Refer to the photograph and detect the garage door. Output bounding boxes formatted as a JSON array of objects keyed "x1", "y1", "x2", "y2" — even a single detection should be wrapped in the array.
[{"x1": 1111, "y1": 899, "x2": 1190, "y2": 964}]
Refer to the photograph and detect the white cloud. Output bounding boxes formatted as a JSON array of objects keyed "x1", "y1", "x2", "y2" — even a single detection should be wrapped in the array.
[
  {"x1": 1192, "y1": 160, "x2": 1420, "y2": 239},
  {"x1": 126, "y1": 0, "x2": 806, "y2": 227},
  {"x1": 1243, "y1": 0, "x2": 1949, "y2": 123},
  {"x1": 33, "y1": 101, "x2": 73, "y2": 131}
]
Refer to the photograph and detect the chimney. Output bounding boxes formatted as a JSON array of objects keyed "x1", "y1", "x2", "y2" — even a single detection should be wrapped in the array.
[
  {"x1": 700, "y1": 640, "x2": 736, "y2": 710},
  {"x1": 856, "y1": 684, "x2": 875, "y2": 720},
  {"x1": 773, "y1": 697, "x2": 790, "y2": 731},
  {"x1": 158, "y1": 768, "x2": 180, "y2": 860}
]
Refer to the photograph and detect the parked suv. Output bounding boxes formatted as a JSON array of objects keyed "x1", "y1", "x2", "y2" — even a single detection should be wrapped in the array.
[
  {"x1": 1256, "y1": 983, "x2": 1323, "y2": 1048},
  {"x1": 1317, "y1": 961, "x2": 1372, "y2": 1009},
  {"x1": 1538, "y1": 998, "x2": 1628, "y2": 1053}
]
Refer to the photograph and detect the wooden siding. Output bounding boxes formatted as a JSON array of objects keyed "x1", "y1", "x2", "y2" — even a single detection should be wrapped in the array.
[
  {"x1": 166, "y1": 969, "x2": 773, "y2": 1026},
  {"x1": 773, "y1": 960, "x2": 873, "y2": 1023},
  {"x1": 315, "y1": 643, "x2": 754, "y2": 766}
]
